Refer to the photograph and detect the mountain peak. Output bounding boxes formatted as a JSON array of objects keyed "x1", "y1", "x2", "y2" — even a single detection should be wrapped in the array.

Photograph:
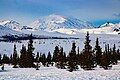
[
  {"x1": 44, "y1": 14, "x2": 66, "y2": 24},
  {"x1": 0, "y1": 20, "x2": 22, "y2": 30},
  {"x1": 46, "y1": 14, "x2": 65, "y2": 18},
  {"x1": 100, "y1": 22, "x2": 114, "y2": 27},
  {"x1": 0, "y1": 20, "x2": 11, "y2": 25},
  {"x1": 29, "y1": 14, "x2": 94, "y2": 31}
]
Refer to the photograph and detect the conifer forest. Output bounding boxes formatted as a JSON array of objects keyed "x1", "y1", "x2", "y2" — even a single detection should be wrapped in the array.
[{"x1": 0, "y1": 32, "x2": 120, "y2": 72}]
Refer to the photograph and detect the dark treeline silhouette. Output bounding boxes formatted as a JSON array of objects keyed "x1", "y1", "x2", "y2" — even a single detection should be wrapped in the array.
[
  {"x1": 0, "y1": 32, "x2": 120, "y2": 72},
  {"x1": 1, "y1": 34, "x2": 79, "y2": 42}
]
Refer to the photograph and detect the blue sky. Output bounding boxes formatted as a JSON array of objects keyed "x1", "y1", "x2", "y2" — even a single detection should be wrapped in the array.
[{"x1": 0, "y1": 0, "x2": 120, "y2": 26}]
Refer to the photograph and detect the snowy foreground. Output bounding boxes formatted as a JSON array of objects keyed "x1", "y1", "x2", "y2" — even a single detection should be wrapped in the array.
[{"x1": 0, "y1": 62, "x2": 120, "y2": 80}]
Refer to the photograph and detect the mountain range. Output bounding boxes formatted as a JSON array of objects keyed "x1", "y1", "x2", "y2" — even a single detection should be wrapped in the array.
[{"x1": 0, "y1": 14, "x2": 120, "y2": 40}]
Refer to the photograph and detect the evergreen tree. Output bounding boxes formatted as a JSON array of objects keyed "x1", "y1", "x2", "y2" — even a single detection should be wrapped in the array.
[
  {"x1": 19, "y1": 45, "x2": 27, "y2": 68},
  {"x1": 26, "y1": 34, "x2": 35, "y2": 67},
  {"x1": 109, "y1": 48, "x2": 112, "y2": 62},
  {"x1": 35, "y1": 52, "x2": 40, "y2": 62},
  {"x1": 80, "y1": 32, "x2": 95, "y2": 70},
  {"x1": 47, "y1": 52, "x2": 52, "y2": 65},
  {"x1": 106, "y1": 44, "x2": 113, "y2": 64},
  {"x1": 57, "y1": 47, "x2": 66, "y2": 69},
  {"x1": 63, "y1": 52, "x2": 66, "y2": 63},
  {"x1": 77, "y1": 47, "x2": 79, "y2": 55},
  {"x1": 67, "y1": 42, "x2": 78, "y2": 72},
  {"x1": 100, "y1": 52, "x2": 112, "y2": 69},
  {"x1": 117, "y1": 49, "x2": 120, "y2": 60},
  {"x1": 12, "y1": 44, "x2": 18, "y2": 68},
  {"x1": 100, "y1": 45, "x2": 112, "y2": 70},
  {"x1": 39, "y1": 53, "x2": 42, "y2": 62},
  {"x1": 94, "y1": 38, "x2": 102, "y2": 65},
  {"x1": 107, "y1": 44, "x2": 110, "y2": 53},
  {"x1": 41, "y1": 54, "x2": 46, "y2": 66},
  {"x1": 10, "y1": 54, "x2": 13, "y2": 64},
  {"x1": 52, "y1": 46, "x2": 59, "y2": 62},
  {"x1": 77, "y1": 47, "x2": 80, "y2": 65},
  {"x1": 2, "y1": 54, "x2": 10, "y2": 64},
  {"x1": 35, "y1": 52, "x2": 40, "y2": 70},
  {"x1": 111, "y1": 44, "x2": 118, "y2": 64}
]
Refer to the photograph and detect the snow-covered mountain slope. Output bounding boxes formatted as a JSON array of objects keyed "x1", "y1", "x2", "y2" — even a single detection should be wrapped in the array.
[
  {"x1": 78, "y1": 22, "x2": 120, "y2": 34},
  {"x1": 0, "y1": 17, "x2": 120, "y2": 38},
  {"x1": 0, "y1": 25, "x2": 24, "y2": 37},
  {"x1": 0, "y1": 20, "x2": 22, "y2": 31},
  {"x1": 53, "y1": 22, "x2": 120, "y2": 35},
  {"x1": 28, "y1": 14, "x2": 94, "y2": 31},
  {"x1": 100, "y1": 22, "x2": 120, "y2": 32},
  {"x1": 0, "y1": 21, "x2": 77, "y2": 39},
  {"x1": 100, "y1": 22, "x2": 115, "y2": 28},
  {"x1": 20, "y1": 29, "x2": 76, "y2": 38},
  {"x1": 53, "y1": 28, "x2": 81, "y2": 35}
]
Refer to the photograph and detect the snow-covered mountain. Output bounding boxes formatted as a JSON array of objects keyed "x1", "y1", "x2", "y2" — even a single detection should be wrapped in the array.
[
  {"x1": 100, "y1": 22, "x2": 115, "y2": 28},
  {"x1": 0, "y1": 20, "x2": 22, "y2": 31},
  {"x1": 0, "y1": 15, "x2": 120, "y2": 39},
  {"x1": 99, "y1": 22, "x2": 120, "y2": 33},
  {"x1": 79, "y1": 22, "x2": 120, "y2": 34},
  {"x1": 0, "y1": 25, "x2": 24, "y2": 37},
  {"x1": 29, "y1": 14, "x2": 94, "y2": 31}
]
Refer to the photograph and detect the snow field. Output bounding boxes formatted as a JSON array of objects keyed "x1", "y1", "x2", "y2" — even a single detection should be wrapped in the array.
[{"x1": 0, "y1": 62, "x2": 120, "y2": 80}]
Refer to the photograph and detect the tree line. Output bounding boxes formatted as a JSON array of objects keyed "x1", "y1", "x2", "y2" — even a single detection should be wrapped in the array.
[{"x1": 0, "y1": 32, "x2": 120, "y2": 72}]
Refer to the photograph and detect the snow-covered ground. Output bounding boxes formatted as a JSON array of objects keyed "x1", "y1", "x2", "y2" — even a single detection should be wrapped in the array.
[
  {"x1": 0, "y1": 61, "x2": 120, "y2": 80},
  {"x1": 0, "y1": 33, "x2": 120, "y2": 56}
]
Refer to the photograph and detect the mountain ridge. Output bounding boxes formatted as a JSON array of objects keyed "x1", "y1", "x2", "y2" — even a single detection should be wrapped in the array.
[
  {"x1": 0, "y1": 15, "x2": 120, "y2": 38},
  {"x1": 28, "y1": 14, "x2": 94, "y2": 31}
]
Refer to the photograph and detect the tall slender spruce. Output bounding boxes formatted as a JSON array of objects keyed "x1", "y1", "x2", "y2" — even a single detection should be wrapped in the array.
[
  {"x1": 80, "y1": 32, "x2": 95, "y2": 70},
  {"x1": 12, "y1": 44, "x2": 18, "y2": 68},
  {"x1": 67, "y1": 42, "x2": 78, "y2": 72},
  {"x1": 94, "y1": 38, "x2": 102, "y2": 65},
  {"x1": 26, "y1": 34, "x2": 35, "y2": 67}
]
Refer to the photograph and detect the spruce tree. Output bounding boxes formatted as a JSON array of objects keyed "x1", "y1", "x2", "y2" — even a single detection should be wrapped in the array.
[
  {"x1": 26, "y1": 34, "x2": 35, "y2": 67},
  {"x1": 80, "y1": 32, "x2": 95, "y2": 70},
  {"x1": 117, "y1": 49, "x2": 120, "y2": 60},
  {"x1": 111, "y1": 44, "x2": 118, "y2": 64},
  {"x1": 12, "y1": 44, "x2": 18, "y2": 68},
  {"x1": 63, "y1": 52, "x2": 66, "y2": 63},
  {"x1": 39, "y1": 53, "x2": 42, "y2": 62},
  {"x1": 94, "y1": 38, "x2": 102, "y2": 65},
  {"x1": 52, "y1": 46, "x2": 59, "y2": 62},
  {"x1": 10, "y1": 54, "x2": 13, "y2": 64},
  {"x1": 35, "y1": 52, "x2": 40, "y2": 63},
  {"x1": 41, "y1": 54, "x2": 46, "y2": 66},
  {"x1": 47, "y1": 52, "x2": 52, "y2": 65},
  {"x1": 109, "y1": 48, "x2": 112, "y2": 62},
  {"x1": 2, "y1": 54, "x2": 9, "y2": 64},
  {"x1": 77, "y1": 47, "x2": 80, "y2": 65},
  {"x1": 57, "y1": 47, "x2": 66, "y2": 69},
  {"x1": 35, "y1": 52, "x2": 40, "y2": 70},
  {"x1": 100, "y1": 45, "x2": 112, "y2": 70},
  {"x1": 67, "y1": 42, "x2": 78, "y2": 72},
  {"x1": 19, "y1": 45, "x2": 27, "y2": 68}
]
